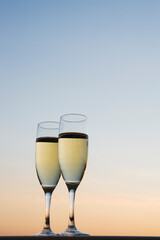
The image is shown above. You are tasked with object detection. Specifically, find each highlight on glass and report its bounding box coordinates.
[35,121,61,236]
[58,113,89,236]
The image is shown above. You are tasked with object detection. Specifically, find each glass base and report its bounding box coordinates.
[59,226,89,236]
[34,227,56,236]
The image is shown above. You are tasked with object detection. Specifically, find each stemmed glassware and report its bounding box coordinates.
[58,113,89,236]
[35,121,61,236]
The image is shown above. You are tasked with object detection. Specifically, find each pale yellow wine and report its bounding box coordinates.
[36,137,61,190]
[59,132,88,186]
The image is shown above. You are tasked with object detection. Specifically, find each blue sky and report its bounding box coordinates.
[0,0,160,235]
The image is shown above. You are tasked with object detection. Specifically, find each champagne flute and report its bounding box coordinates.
[35,121,61,236]
[59,113,89,236]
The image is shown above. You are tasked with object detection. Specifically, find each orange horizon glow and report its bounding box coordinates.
[1,176,160,236]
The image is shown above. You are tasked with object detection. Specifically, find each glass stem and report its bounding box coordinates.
[68,189,76,229]
[44,192,52,230]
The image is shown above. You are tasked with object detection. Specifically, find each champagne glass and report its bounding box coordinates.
[35,121,61,236]
[59,113,89,236]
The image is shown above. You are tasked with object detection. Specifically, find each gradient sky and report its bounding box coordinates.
[0,0,160,236]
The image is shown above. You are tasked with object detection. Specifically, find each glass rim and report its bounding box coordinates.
[38,121,59,130]
[60,113,87,123]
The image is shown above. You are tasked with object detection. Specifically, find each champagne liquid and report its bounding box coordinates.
[58,132,88,186]
[36,137,61,190]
